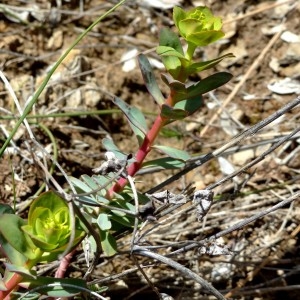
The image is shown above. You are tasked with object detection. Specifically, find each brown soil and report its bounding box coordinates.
[0,0,299,299]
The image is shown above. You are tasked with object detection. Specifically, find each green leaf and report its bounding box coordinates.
[187,30,224,47]
[156,46,187,60]
[159,27,184,55]
[108,200,135,227]
[113,97,148,145]
[102,138,128,160]
[161,72,230,117]
[22,276,88,297]
[156,45,188,79]
[160,127,183,138]
[152,145,190,161]
[27,191,67,222]
[11,292,40,299]
[157,26,184,79]
[70,176,92,194]
[186,53,234,75]
[138,54,165,105]
[110,214,135,228]
[82,174,99,191]
[97,213,112,230]
[161,73,187,102]
[169,82,188,102]
[142,157,186,169]
[165,72,232,116]
[0,214,38,260]
[173,6,187,34]
[174,95,203,116]
[70,176,105,205]
[21,191,85,258]
[100,231,117,256]
[161,104,188,120]
[71,175,109,205]
[0,203,14,215]
[4,263,36,279]
[91,174,111,187]
[79,174,110,202]
[186,72,233,97]
[173,6,225,47]
[161,55,182,79]
[111,199,135,213]
[73,194,99,207]
[0,234,28,266]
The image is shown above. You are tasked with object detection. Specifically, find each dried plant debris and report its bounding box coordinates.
[1,0,300,299]
[193,189,214,222]
[147,189,188,204]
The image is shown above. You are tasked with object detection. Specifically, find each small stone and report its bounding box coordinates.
[281,31,300,43]
[46,30,63,50]
[231,149,255,165]
[279,43,300,65]
[280,62,300,77]
[66,89,82,108]
[269,57,280,73]
[84,83,102,107]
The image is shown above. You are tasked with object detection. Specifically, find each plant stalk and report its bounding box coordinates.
[107,94,175,199]
[0,272,23,299]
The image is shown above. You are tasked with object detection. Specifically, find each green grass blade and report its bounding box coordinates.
[0,0,127,158]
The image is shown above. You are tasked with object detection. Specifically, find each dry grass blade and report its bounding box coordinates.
[148,96,300,193]
[1,0,299,298]
[133,246,226,300]
[200,28,284,137]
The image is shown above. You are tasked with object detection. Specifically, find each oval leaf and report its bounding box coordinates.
[188,30,225,47]
[159,27,184,55]
[161,104,188,120]
[0,234,28,266]
[162,55,182,79]
[138,54,165,105]
[186,72,233,97]
[174,95,203,116]
[100,231,117,256]
[156,46,187,60]
[82,174,99,191]
[0,203,14,215]
[70,176,93,194]
[22,277,87,297]
[0,214,38,260]
[102,137,128,160]
[152,145,190,161]
[113,97,148,145]
[186,53,234,75]
[4,263,36,279]
[97,213,112,231]
[160,73,187,102]
[142,157,186,170]
[110,214,135,228]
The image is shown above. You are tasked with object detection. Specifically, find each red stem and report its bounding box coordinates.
[107,94,174,199]
[0,272,23,299]
[0,253,42,299]
[55,249,76,278]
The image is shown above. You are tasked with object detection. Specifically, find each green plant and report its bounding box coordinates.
[70,3,233,269]
[0,191,86,299]
[104,6,232,195]
[0,4,233,299]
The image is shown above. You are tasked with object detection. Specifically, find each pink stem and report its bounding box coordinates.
[107,114,166,199]
[0,272,23,299]
[55,249,76,278]
[107,94,174,199]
